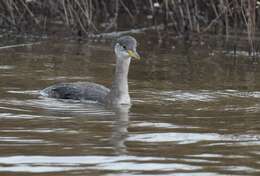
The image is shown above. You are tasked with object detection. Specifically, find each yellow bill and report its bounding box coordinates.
[127,50,140,60]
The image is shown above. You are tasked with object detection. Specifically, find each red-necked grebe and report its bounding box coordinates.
[41,35,140,105]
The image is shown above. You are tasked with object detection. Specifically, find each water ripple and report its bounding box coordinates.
[0,65,15,70]
[0,98,114,116]
[159,90,260,102]
[127,132,260,144]
[0,137,47,144]
[132,122,199,129]
[134,90,260,104]
[0,155,201,173]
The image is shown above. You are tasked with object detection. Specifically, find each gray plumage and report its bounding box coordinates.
[41,35,140,105]
[41,82,110,103]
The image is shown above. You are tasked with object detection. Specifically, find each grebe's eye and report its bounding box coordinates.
[122,45,127,50]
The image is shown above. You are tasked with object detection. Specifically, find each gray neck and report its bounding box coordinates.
[107,57,131,104]
[112,57,130,95]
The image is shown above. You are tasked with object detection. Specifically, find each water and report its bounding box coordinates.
[0,35,260,176]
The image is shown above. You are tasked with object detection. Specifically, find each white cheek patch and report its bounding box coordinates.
[115,43,130,60]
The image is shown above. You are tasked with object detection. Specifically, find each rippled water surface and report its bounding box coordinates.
[0,36,260,176]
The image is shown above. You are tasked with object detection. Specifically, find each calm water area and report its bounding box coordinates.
[0,33,260,175]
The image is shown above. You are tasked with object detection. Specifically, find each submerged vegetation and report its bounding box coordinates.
[0,0,259,55]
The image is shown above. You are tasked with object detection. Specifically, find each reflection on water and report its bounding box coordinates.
[111,105,130,155]
[0,36,260,175]
[134,89,260,103]
[0,155,200,173]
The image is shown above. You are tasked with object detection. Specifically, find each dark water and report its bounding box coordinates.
[0,35,260,176]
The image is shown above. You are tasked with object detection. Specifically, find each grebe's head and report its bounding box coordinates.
[114,36,140,60]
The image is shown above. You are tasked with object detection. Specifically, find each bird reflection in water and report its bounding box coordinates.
[110,105,130,155]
